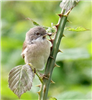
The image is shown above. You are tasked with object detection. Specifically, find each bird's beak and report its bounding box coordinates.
[42,33,47,38]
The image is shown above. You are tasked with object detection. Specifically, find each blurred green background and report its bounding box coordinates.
[1,1,92,100]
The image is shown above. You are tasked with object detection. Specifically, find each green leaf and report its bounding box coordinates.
[8,64,34,98]
[26,18,40,26]
[65,27,89,32]
[33,21,40,26]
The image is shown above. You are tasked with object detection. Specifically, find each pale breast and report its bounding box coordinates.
[25,39,50,70]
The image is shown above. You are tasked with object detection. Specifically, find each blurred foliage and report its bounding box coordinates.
[1,1,92,100]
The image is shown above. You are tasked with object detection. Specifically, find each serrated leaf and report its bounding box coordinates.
[8,64,34,98]
[65,27,88,32]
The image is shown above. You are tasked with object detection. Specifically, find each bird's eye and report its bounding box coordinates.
[36,33,40,35]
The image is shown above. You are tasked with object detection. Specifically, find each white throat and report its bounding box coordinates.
[32,36,45,43]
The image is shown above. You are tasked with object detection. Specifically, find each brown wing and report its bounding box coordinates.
[21,41,27,59]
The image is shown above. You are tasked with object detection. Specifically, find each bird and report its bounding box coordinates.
[21,26,50,71]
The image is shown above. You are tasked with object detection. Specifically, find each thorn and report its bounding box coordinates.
[58,49,63,53]
[49,39,54,44]
[51,80,55,84]
[63,34,65,37]
[43,76,48,80]
[50,56,54,60]
[36,84,41,88]
[43,74,55,84]
[55,63,60,67]
[42,73,50,80]
[67,19,72,23]
[37,91,41,95]
[55,24,59,29]
[64,10,71,16]
[67,20,69,22]
[43,75,49,80]
[58,14,63,17]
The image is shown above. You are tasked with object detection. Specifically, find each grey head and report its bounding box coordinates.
[26,26,46,43]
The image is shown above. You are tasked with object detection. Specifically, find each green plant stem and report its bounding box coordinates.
[40,16,67,100]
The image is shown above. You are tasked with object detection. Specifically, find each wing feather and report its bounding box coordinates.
[21,41,27,59]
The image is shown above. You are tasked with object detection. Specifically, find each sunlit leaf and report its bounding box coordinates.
[8,64,34,98]
[65,27,88,32]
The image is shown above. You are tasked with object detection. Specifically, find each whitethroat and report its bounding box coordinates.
[21,26,50,70]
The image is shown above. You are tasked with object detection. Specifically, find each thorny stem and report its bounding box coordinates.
[39,0,80,99]
[40,16,67,100]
